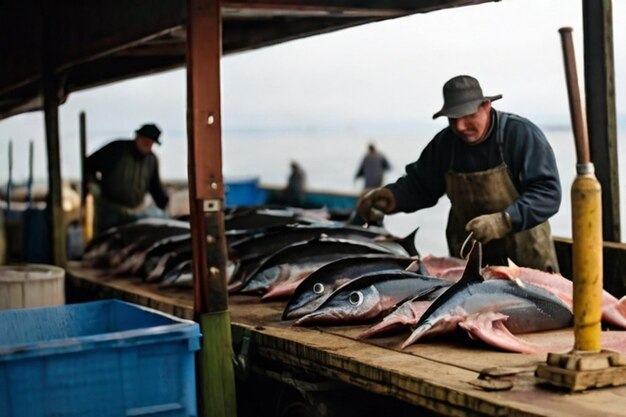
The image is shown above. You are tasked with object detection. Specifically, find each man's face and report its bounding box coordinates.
[135,135,156,155]
[448,101,492,144]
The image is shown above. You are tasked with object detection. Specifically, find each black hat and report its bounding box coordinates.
[432,75,502,119]
[135,123,162,144]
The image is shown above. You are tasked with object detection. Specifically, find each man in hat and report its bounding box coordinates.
[85,123,170,234]
[356,75,561,272]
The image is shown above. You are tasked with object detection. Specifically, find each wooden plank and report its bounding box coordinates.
[65,264,626,417]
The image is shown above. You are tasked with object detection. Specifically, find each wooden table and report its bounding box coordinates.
[66,263,626,417]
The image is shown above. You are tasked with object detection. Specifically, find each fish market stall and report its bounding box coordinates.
[65,260,626,417]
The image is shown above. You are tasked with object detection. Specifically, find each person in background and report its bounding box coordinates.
[283,161,306,207]
[355,143,391,190]
[85,123,169,234]
[356,75,561,272]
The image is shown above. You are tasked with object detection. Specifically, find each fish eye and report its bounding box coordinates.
[313,283,324,294]
[348,291,363,306]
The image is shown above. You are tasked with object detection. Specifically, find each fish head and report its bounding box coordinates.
[401,311,465,349]
[294,285,383,326]
[282,276,352,320]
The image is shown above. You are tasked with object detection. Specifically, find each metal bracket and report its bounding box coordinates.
[203,199,221,212]
[233,328,252,379]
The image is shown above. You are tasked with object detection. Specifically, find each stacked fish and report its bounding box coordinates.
[82,205,422,293]
[82,208,626,354]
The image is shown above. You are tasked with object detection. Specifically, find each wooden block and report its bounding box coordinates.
[536,362,626,392]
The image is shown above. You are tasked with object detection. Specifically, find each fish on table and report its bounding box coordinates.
[400,241,573,354]
[143,237,193,282]
[224,206,330,232]
[482,262,626,330]
[238,236,411,295]
[356,286,449,339]
[112,233,191,277]
[82,218,190,268]
[294,270,452,326]
[229,224,393,260]
[282,254,418,319]
[227,226,420,292]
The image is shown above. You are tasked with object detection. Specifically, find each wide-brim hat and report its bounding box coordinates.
[432,75,502,119]
[135,123,162,144]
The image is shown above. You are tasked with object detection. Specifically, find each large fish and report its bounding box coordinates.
[357,286,449,339]
[225,206,329,232]
[483,262,626,329]
[294,270,452,326]
[239,237,405,295]
[112,233,191,277]
[142,236,193,281]
[159,260,193,288]
[228,226,419,291]
[401,242,573,353]
[82,218,190,268]
[230,224,392,260]
[282,254,418,319]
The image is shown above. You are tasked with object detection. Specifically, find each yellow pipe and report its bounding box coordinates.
[571,164,603,351]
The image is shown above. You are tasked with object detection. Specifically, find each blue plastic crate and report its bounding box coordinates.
[225,177,267,207]
[0,300,201,417]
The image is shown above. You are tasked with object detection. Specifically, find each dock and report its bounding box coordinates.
[67,263,626,417]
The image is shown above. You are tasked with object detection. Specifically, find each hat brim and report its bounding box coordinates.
[432,94,502,119]
[135,130,161,144]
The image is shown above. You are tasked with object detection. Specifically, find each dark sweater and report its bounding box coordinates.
[86,140,169,209]
[386,110,561,232]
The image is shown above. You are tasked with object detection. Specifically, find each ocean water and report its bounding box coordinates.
[156,124,623,257]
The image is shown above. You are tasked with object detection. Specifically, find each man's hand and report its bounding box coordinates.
[356,188,396,222]
[465,212,512,244]
[86,181,101,198]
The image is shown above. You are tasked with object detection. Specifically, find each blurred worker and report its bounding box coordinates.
[85,123,169,234]
[355,143,391,190]
[283,161,306,207]
[356,75,561,272]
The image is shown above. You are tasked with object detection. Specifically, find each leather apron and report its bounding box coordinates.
[444,112,559,272]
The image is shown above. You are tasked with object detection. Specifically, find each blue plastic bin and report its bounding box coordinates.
[0,300,201,417]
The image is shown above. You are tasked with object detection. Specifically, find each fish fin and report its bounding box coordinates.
[398,227,420,257]
[507,258,519,268]
[405,260,421,273]
[513,278,525,288]
[458,313,546,354]
[458,240,483,284]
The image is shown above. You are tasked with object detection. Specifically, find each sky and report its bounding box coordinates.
[0,0,624,184]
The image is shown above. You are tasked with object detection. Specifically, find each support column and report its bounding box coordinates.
[186,0,236,416]
[42,3,66,267]
[583,0,620,243]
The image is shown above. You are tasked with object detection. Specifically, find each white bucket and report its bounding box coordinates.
[0,264,65,310]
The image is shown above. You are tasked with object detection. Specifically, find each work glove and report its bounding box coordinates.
[465,212,512,244]
[356,187,396,223]
[86,182,101,198]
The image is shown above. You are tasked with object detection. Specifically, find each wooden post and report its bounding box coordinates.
[186,0,236,416]
[42,2,66,267]
[79,111,94,243]
[582,0,620,243]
